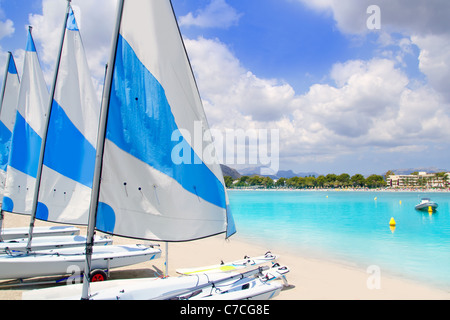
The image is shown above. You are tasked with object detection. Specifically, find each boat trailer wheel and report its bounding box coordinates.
[90,269,108,282]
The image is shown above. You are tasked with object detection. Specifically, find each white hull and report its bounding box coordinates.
[0,244,161,280]
[176,252,278,275]
[0,235,112,254]
[191,281,283,300]
[23,265,288,301]
[415,203,438,211]
[1,226,80,241]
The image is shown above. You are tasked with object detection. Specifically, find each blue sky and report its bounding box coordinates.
[1,0,450,176]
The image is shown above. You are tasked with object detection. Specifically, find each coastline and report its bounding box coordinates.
[0,214,449,300]
[228,187,450,193]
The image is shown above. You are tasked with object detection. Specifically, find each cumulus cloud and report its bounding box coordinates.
[184,35,450,170]
[28,0,118,96]
[0,18,13,40]
[179,0,243,29]
[185,37,295,125]
[297,0,450,102]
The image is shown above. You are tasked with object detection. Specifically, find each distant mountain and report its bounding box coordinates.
[235,166,319,179]
[220,164,242,180]
[393,167,449,175]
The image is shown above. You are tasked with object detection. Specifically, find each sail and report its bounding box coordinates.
[36,8,100,225]
[0,53,20,195]
[95,0,236,241]
[2,29,49,215]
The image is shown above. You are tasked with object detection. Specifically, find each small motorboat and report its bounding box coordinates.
[415,198,438,211]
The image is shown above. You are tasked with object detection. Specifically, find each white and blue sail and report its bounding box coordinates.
[83,0,236,299]
[36,7,100,225]
[91,0,236,243]
[2,28,49,215]
[0,53,20,195]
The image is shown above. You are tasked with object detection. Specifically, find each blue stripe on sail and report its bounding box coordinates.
[9,111,41,178]
[2,196,13,212]
[0,122,12,171]
[96,202,116,233]
[8,55,17,75]
[43,100,96,188]
[226,205,237,238]
[26,30,36,52]
[106,35,226,209]
[66,8,79,31]
[36,202,49,221]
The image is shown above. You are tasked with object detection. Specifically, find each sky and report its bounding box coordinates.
[0,0,449,176]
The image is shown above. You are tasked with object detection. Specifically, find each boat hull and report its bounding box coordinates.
[0,235,112,254]
[1,226,80,241]
[0,244,161,280]
[415,203,438,211]
[23,273,281,300]
[23,266,287,301]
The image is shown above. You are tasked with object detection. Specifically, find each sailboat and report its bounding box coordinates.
[0,3,160,280]
[0,32,81,242]
[24,0,286,300]
[0,52,109,250]
[0,51,80,241]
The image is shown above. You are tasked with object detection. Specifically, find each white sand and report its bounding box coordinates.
[0,214,449,300]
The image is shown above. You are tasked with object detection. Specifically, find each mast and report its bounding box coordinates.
[26,1,72,251]
[81,0,125,300]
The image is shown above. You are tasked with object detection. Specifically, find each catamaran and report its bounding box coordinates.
[24,0,287,300]
[0,3,161,281]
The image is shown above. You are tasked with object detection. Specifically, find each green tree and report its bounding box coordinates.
[337,173,351,186]
[351,174,366,187]
[316,175,326,187]
[262,177,274,188]
[224,176,234,188]
[236,175,250,187]
[275,177,286,188]
[248,175,263,186]
[366,174,385,188]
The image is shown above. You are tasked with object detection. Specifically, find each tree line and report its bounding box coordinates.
[224,173,386,189]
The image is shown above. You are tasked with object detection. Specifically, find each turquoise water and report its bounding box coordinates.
[228,190,450,289]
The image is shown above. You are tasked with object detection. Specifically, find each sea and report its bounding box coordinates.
[227,189,450,290]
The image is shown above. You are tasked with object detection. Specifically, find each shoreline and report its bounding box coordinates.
[0,214,449,300]
[228,187,450,193]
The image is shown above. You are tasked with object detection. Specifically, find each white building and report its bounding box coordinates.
[387,172,450,188]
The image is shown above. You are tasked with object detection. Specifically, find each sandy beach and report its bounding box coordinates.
[0,213,449,300]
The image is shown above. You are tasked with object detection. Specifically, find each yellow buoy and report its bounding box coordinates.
[428,206,433,213]
[399,200,402,205]
[374,197,377,201]
[389,217,396,226]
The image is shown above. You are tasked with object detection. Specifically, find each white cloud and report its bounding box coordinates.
[0,18,14,40]
[184,36,450,169]
[185,37,295,126]
[179,0,242,29]
[28,0,118,96]
[297,0,450,103]
[412,34,450,101]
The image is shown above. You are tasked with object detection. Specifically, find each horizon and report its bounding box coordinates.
[222,163,450,179]
[0,1,449,175]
